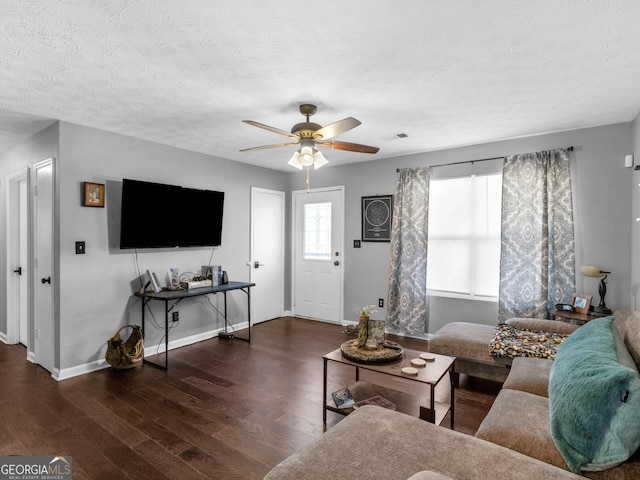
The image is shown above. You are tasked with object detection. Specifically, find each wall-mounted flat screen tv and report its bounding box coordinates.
[120,178,224,249]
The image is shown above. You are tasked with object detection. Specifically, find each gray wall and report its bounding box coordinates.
[631,114,640,309]
[298,123,634,333]
[1,119,635,374]
[56,122,288,370]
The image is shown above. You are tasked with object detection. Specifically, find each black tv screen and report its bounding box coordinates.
[120,179,224,249]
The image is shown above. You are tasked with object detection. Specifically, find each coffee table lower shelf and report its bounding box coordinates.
[325,380,450,426]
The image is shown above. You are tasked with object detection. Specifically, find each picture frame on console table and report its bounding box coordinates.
[146,269,162,294]
[570,293,592,315]
[362,195,393,242]
[82,182,105,207]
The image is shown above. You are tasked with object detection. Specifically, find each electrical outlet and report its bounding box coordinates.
[378,298,384,308]
[354,239,361,248]
[172,311,179,322]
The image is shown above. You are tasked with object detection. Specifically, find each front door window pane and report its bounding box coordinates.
[304,202,331,260]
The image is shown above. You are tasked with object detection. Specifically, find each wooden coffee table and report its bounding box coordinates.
[323,345,455,432]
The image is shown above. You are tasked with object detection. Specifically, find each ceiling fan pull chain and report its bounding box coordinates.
[306,166,310,193]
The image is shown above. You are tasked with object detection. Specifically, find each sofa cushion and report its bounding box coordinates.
[613,310,640,367]
[476,389,568,470]
[429,322,510,367]
[502,356,552,397]
[549,317,640,473]
[613,322,640,374]
[506,317,580,335]
[406,471,454,480]
[265,406,584,480]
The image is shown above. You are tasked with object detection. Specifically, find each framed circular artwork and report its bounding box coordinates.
[362,195,393,242]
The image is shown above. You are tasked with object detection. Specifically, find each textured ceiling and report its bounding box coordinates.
[1,1,640,171]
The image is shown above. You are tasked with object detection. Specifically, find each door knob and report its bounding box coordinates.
[13,267,22,275]
[254,261,265,269]
[334,261,340,266]
[41,277,51,284]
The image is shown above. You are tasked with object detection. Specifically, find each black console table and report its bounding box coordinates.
[135,281,255,369]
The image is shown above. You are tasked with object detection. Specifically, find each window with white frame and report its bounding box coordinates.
[427,163,502,300]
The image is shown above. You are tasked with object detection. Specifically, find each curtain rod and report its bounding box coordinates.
[396,146,574,172]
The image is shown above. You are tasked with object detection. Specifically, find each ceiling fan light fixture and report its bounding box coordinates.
[299,146,315,166]
[241,104,378,183]
[313,151,328,169]
[288,151,303,169]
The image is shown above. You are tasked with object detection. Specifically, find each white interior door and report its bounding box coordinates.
[250,187,285,323]
[18,178,28,345]
[33,158,55,373]
[5,168,29,347]
[292,187,344,322]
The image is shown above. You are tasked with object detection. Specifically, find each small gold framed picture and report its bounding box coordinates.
[83,182,105,207]
[570,293,592,315]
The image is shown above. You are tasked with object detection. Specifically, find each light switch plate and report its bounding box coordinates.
[75,241,86,254]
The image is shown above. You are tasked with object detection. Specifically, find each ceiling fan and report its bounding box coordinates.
[240,104,379,172]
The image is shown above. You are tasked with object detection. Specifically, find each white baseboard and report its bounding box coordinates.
[53,325,249,381]
[53,358,111,381]
[0,332,8,344]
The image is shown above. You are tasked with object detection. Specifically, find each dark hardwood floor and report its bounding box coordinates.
[0,317,499,479]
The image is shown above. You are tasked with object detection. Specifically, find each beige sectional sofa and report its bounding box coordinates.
[475,311,640,478]
[264,405,583,480]
[264,311,640,479]
[428,317,580,383]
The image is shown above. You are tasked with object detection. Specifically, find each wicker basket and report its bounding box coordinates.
[105,325,144,369]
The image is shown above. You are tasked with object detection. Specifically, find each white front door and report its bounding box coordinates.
[292,187,344,322]
[33,158,55,373]
[250,187,285,323]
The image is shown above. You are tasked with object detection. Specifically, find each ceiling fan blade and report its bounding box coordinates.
[240,141,299,152]
[318,140,379,154]
[313,117,361,140]
[242,120,298,139]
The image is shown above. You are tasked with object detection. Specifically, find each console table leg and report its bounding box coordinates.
[163,299,169,369]
[449,367,455,430]
[246,287,251,342]
[323,357,328,432]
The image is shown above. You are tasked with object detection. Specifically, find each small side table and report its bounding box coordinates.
[550,308,604,324]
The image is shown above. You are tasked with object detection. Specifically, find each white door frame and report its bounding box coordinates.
[250,186,285,322]
[5,167,30,346]
[291,185,345,323]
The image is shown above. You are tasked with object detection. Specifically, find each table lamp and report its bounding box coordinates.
[580,265,612,315]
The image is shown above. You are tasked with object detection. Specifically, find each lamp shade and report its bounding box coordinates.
[288,151,303,169]
[313,151,328,169]
[580,265,609,278]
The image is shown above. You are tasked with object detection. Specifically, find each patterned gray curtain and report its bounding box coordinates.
[499,149,575,322]
[387,167,430,335]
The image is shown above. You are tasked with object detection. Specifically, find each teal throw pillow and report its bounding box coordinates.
[549,317,640,473]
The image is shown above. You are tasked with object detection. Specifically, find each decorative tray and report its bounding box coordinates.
[340,339,404,364]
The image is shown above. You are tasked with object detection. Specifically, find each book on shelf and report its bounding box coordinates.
[331,387,354,408]
[353,395,396,411]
